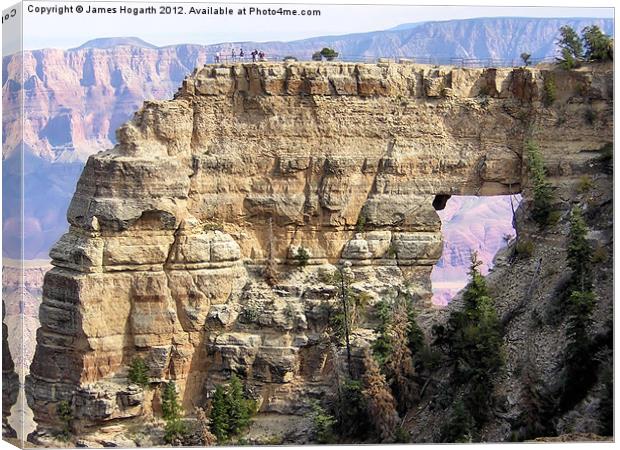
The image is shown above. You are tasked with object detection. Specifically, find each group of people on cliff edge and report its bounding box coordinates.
[214,48,267,63]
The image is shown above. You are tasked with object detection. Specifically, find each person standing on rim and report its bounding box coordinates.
[231,48,236,62]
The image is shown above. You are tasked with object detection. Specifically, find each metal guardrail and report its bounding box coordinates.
[210,53,558,68]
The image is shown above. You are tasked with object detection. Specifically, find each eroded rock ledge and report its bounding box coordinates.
[27,62,613,433]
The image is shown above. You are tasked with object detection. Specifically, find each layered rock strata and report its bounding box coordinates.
[27,62,613,434]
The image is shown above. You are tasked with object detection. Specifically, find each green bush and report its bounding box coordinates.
[515,239,534,258]
[547,210,562,226]
[591,245,608,264]
[355,213,367,232]
[577,175,593,193]
[308,400,336,444]
[394,426,411,443]
[294,246,310,268]
[240,301,260,323]
[334,379,371,440]
[386,244,397,258]
[312,51,323,61]
[542,75,556,107]
[164,417,190,444]
[209,375,257,443]
[439,399,474,443]
[128,357,150,387]
[406,303,425,357]
[203,221,224,232]
[57,400,73,438]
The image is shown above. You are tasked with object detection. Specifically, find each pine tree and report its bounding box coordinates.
[334,379,371,440]
[227,375,254,436]
[361,350,400,443]
[406,302,425,357]
[560,206,597,410]
[208,375,256,443]
[209,385,229,442]
[161,382,183,421]
[161,382,188,444]
[582,25,613,62]
[371,300,393,366]
[556,25,583,68]
[520,52,532,66]
[514,366,556,440]
[440,399,474,443]
[561,290,596,409]
[526,141,554,227]
[432,252,503,436]
[567,207,592,292]
[128,357,149,387]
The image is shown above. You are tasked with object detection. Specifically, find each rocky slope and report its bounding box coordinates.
[25,61,612,444]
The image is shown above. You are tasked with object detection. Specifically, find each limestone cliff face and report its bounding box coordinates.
[26,61,612,435]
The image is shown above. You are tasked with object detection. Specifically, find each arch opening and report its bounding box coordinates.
[431,194,522,306]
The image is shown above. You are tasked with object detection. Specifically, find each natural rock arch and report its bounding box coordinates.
[26,61,612,432]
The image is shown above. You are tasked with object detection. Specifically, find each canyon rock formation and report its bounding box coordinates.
[25,61,612,441]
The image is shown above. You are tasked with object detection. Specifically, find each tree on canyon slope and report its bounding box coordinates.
[209,375,257,443]
[361,350,400,443]
[384,300,420,414]
[161,382,189,444]
[128,356,150,387]
[560,206,598,411]
[525,141,554,227]
[433,252,504,440]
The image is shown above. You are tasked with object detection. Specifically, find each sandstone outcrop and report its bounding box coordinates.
[26,61,613,438]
